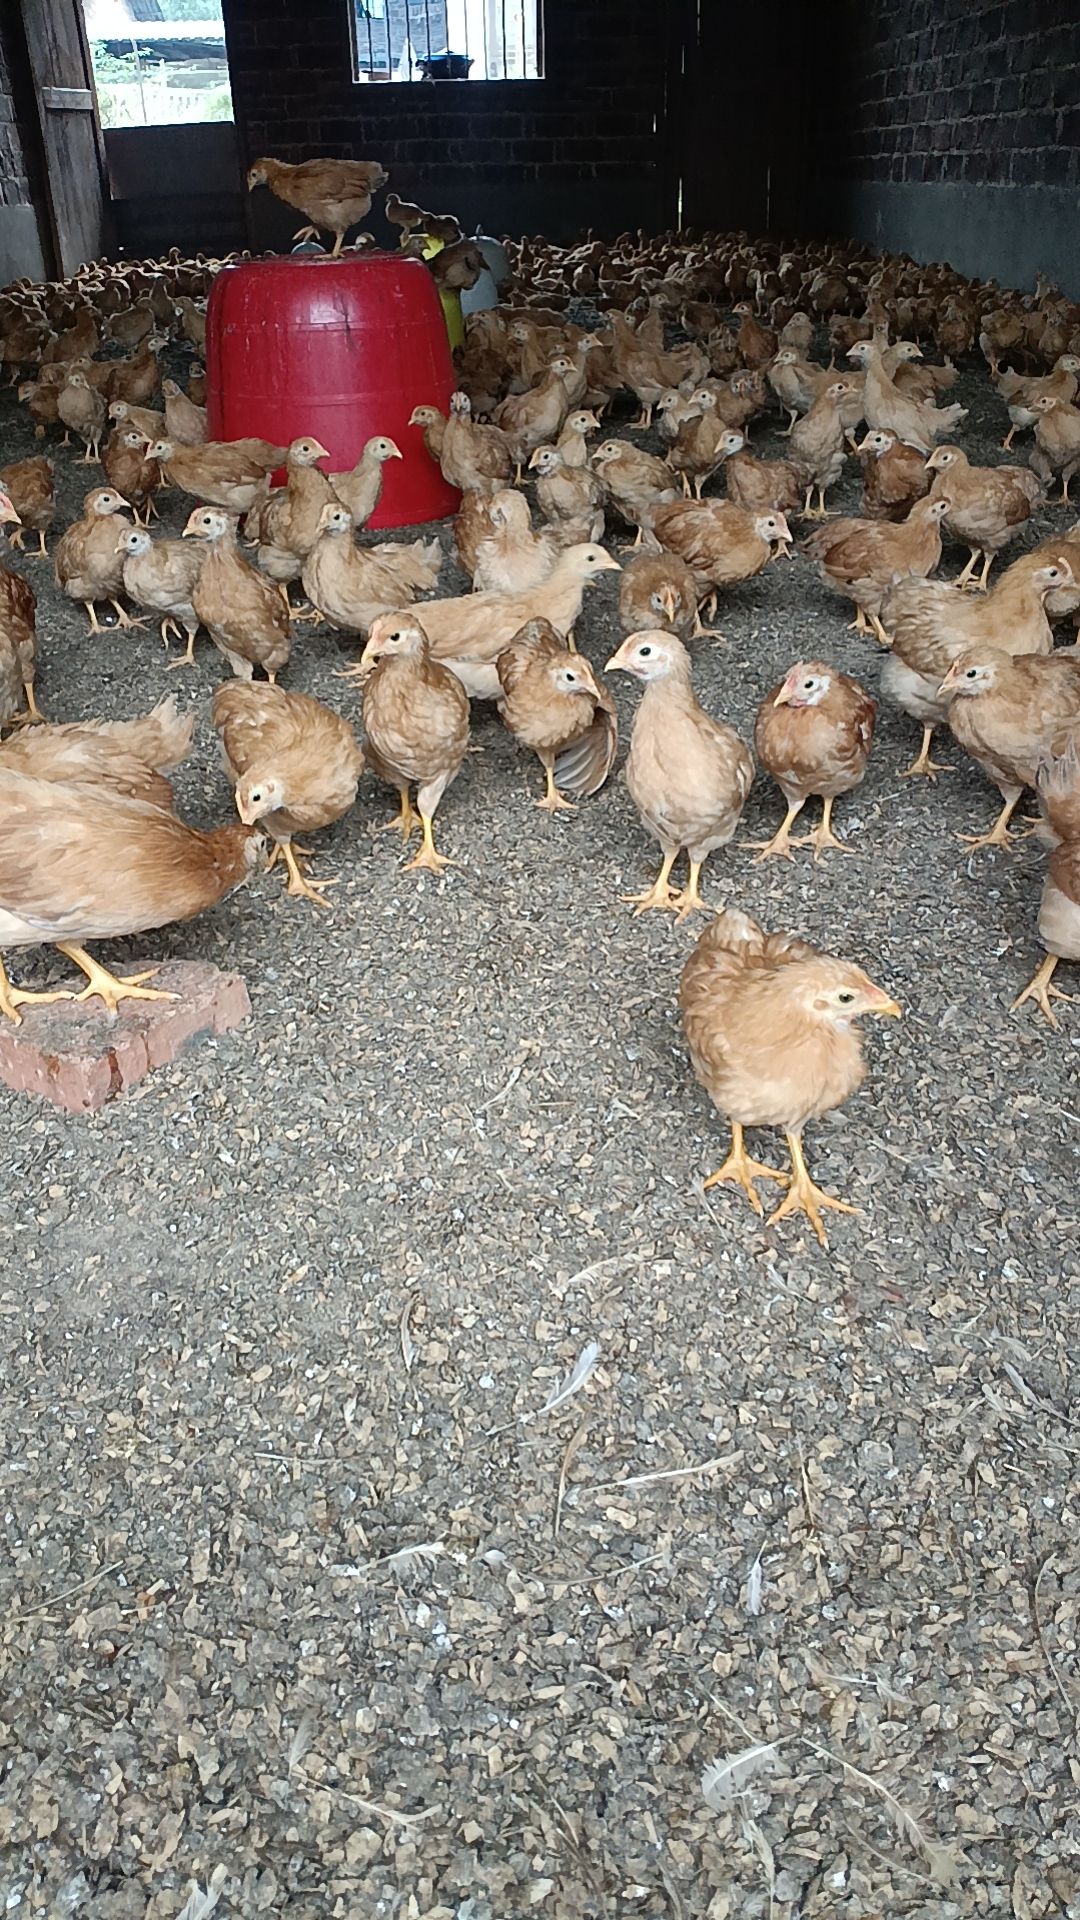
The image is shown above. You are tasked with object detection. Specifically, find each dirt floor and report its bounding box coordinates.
[0,331,1078,1920]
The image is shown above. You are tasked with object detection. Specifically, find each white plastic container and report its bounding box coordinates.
[460,231,512,315]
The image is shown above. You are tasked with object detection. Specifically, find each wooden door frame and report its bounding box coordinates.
[19,0,113,273]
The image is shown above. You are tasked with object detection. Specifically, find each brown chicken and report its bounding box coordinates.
[118,526,207,665]
[358,612,471,874]
[666,391,731,499]
[0,458,54,557]
[856,429,931,521]
[754,662,877,860]
[802,495,951,641]
[254,436,334,587]
[652,501,791,621]
[496,618,616,811]
[58,371,106,462]
[608,310,706,426]
[996,354,1080,450]
[493,364,572,479]
[0,695,193,811]
[605,631,753,916]
[109,398,165,443]
[617,550,700,639]
[102,425,161,526]
[788,380,853,516]
[471,490,559,594]
[0,499,41,723]
[716,430,804,516]
[54,486,137,634]
[302,502,439,632]
[939,646,1080,849]
[925,444,1042,589]
[679,908,899,1246]
[184,506,291,681]
[212,682,363,909]
[879,552,1072,777]
[529,444,605,545]
[148,438,289,515]
[162,377,208,446]
[593,439,679,544]
[556,408,601,468]
[0,766,263,1020]
[1012,741,1080,1025]
[1031,395,1080,503]
[330,435,403,526]
[849,339,966,452]
[349,545,620,699]
[408,404,448,466]
[247,156,388,253]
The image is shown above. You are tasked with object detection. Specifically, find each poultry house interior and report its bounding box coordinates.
[1,1,1080,1914]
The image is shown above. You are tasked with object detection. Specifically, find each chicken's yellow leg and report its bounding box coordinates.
[702,1122,789,1216]
[671,857,710,920]
[1011,952,1075,1028]
[959,789,1023,851]
[280,839,337,909]
[378,786,418,841]
[403,812,452,875]
[537,760,576,814]
[622,849,679,913]
[0,957,73,1026]
[766,1130,860,1249]
[750,798,806,862]
[797,794,854,860]
[977,549,995,590]
[1001,426,1016,451]
[954,547,982,589]
[56,943,176,1014]
[19,681,44,724]
[901,724,951,780]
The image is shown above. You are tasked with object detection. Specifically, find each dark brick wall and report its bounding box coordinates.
[222,0,673,242]
[834,0,1080,195]
[0,14,33,213]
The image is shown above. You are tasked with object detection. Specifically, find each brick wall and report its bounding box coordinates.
[818,0,1080,293]
[0,11,47,281]
[839,0,1080,193]
[221,0,672,243]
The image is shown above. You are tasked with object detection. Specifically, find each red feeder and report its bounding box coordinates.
[205,252,460,530]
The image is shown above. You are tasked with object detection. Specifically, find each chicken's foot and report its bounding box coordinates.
[15,681,45,725]
[702,1122,789,1217]
[402,812,453,875]
[765,1130,859,1249]
[1011,953,1075,1028]
[976,550,995,590]
[280,839,337,910]
[750,799,806,862]
[795,795,854,861]
[379,787,419,841]
[1061,475,1073,505]
[691,607,725,640]
[56,944,177,1016]
[1001,427,1016,451]
[630,405,653,429]
[292,224,321,244]
[958,790,1023,851]
[537,762,576,813]
[953,547,983,590]
[847,607,870,633]
[83,600,105,634]
[109,600,148,630]
[901,725,951,780]
[671,858,710,920]
[622,850,681,913]
[0,958,73,1027]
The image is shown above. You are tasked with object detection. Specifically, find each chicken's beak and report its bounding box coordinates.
[527,448,543,469]
[869,989,903,1018]
[387,442,404,460]
[597,552,621,572]
[937,664,959,696]
[236,796,260,827]
[0,499,21,528]
[310,441,330,462]
[772,679,795,707]
[660,585,678,623]
[604,642,630,673]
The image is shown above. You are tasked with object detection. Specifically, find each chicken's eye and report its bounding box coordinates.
[638,645,653,658]
[837,991,855,1005]
[965,667,979,679]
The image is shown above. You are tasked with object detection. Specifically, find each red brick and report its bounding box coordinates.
[0,961,252,1114]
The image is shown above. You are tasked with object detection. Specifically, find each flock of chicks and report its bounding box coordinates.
[2,184,1080,1249]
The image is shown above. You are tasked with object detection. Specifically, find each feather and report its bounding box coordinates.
[525,1339,601,1421]
[745,1549,764,1616]
[288,1710,317,1773]
[383,1541,444,1579]
[700,1743,780,1809]
[175,1865,227,1920]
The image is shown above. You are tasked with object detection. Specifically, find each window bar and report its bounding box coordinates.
[423,0,433,70]
[501,0,507,77]
[365,2,374,76]
[386,1,394,78]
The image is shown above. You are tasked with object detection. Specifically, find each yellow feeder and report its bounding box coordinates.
[416,232,464,350]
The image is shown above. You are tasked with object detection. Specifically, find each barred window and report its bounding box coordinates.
[351,0,542,82]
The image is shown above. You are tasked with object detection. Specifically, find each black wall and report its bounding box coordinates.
[818,0,1080,294]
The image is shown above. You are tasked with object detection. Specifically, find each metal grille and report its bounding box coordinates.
[351,0,542,82]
